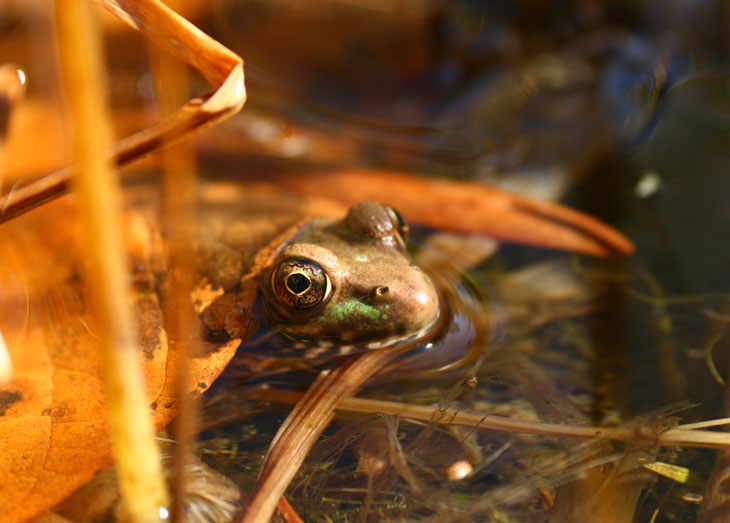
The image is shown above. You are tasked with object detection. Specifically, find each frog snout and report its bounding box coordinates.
[368,273,440,336]
[402,277,440,333]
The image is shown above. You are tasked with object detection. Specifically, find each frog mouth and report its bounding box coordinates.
[282,302,443,356]
[360,314,441,350]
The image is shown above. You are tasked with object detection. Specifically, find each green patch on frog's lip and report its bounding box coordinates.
[319,298,385,324]
[307,297,440,350]
[279,296,440,353]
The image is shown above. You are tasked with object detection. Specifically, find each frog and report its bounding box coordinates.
[191,189,440,370]
[261,200,439,349]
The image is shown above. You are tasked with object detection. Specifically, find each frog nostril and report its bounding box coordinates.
[371,286,390,303]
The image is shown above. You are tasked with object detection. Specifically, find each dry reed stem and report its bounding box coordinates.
[147,7,200,519]
[0,332,10,387]
[0,63,24,385]
[680,418,730,430]
[240,350,399,523]
[0,0,245,225]
[0,64,25,190]
[276,496,304,523]
[245,387,730,450]
[55,1,169,520]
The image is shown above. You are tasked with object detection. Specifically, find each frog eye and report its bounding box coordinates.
[386,206,409,244]
[271,258,332,310]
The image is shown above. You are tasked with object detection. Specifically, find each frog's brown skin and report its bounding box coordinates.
[193,194,440,357]
[262,201,440,349]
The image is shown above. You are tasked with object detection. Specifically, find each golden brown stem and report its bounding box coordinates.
[240,350,399,523]
[276,496,304,523]
[0,63,24,385]
[147,5,200,519]
[245,386,730,450]
[54,1,169,520]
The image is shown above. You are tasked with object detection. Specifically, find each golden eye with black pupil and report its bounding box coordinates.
[271,258,332,310]
[386,206,409,243]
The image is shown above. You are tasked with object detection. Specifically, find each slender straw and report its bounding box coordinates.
[240,350,399,523]
[245,387,730,450]
[0,332,10,387]
[0,64,24,386]
[147,6,199,519]
[55,1,169,520]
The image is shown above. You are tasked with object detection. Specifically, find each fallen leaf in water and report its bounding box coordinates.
[0,196,238,522]
[0,180,349,521]
[272,168,635,257]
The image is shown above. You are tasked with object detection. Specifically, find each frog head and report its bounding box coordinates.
[262,201,439,349]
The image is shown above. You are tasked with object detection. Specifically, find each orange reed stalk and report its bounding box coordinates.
[55,1,169,520]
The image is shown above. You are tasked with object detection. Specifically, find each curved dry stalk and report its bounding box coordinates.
[245,387,730,450]
[239,350,400,523]
[0,0,245,225]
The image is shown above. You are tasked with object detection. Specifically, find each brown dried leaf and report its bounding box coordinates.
[0,182,349,522]
[0,197,236,522]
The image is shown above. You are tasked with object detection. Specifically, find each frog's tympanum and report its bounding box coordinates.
[262,201,439,349]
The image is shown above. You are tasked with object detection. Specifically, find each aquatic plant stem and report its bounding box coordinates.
[276,496,304,523]
[55,1,169,520]
[245,387,730,450]
[148,7,200,518]
[240,350,399,523]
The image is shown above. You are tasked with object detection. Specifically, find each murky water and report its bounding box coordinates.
[194,2,730,520]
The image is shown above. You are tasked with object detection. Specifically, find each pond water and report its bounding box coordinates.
[191,2,730,521]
